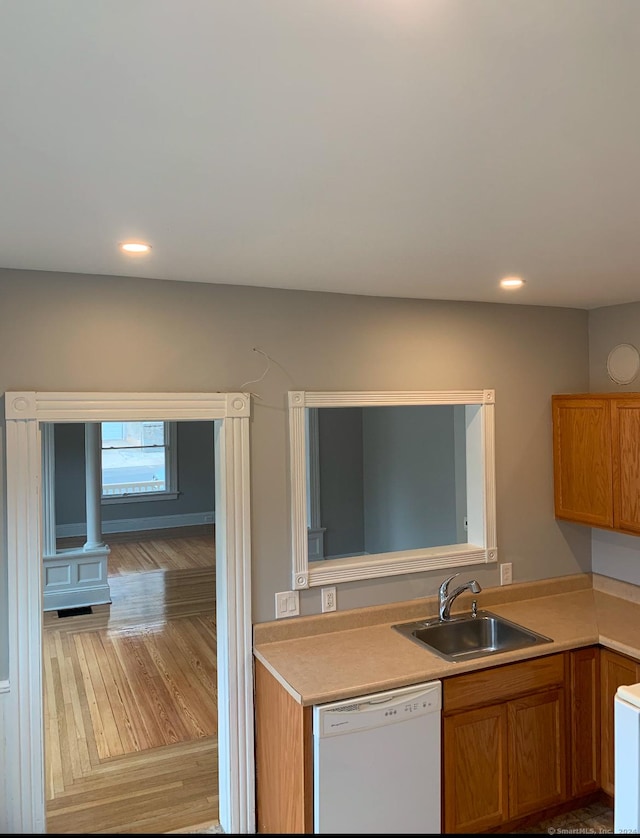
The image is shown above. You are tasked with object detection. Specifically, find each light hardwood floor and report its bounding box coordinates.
[44,533,219,834]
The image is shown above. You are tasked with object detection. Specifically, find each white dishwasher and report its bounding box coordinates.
[313,680,441,834]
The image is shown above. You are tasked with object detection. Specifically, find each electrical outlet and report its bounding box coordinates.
[321,586,337,613]
[500,562,513,585]
[275,590,300,618]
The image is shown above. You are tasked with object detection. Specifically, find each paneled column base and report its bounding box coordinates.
[43,546,111,612]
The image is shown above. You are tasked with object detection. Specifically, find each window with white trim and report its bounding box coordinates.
[101,421,178,502]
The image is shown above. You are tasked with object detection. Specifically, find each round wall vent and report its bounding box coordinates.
[606,343,640,385]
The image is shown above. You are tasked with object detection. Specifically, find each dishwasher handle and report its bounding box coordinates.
[366,695,400,706]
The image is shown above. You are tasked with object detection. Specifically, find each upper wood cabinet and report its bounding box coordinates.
[552,393,640,534]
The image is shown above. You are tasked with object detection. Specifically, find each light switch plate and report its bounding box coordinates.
[275,590,300,618]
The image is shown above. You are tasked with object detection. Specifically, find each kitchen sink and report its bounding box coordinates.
[392,610,553,662]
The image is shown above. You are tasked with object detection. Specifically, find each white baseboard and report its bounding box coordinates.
[56,510,215,538]
[43,584,112,612]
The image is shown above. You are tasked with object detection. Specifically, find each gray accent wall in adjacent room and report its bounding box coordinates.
[318,407,365,559]
[362,405,460,554]
[53,420,215,536]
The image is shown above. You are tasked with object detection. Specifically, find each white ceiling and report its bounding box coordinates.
[2,0,639,309]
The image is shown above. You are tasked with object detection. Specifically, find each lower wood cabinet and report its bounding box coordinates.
[443,702,509,831]
[600,647,640,797]
[254,659,312,834]
[570,646,600,797]
[442,653,568,833]
[254,644,629,834]
[509,688,567,817]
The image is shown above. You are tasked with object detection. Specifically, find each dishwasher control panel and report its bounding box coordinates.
[316,680,441,736]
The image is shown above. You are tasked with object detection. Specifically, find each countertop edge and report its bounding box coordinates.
[253,648,304,704]
[262,633,602,707]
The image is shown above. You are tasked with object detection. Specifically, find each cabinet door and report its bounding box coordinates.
[552,397,613,527]
[600,648,640,797]
[443,704,509,833]
[569,647,600,797]
[508,689,567,819]
[612,399,640,533]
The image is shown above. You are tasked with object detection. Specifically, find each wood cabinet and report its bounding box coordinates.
[552,393,640,533]
[443,703,508,831]
[600,647,640,797]
[254,660,313,834]
[570,646,600,797]
[442,653,567,833]
[253,645,615,834]
[509,689,567,817]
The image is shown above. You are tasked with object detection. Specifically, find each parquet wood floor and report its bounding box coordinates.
[44,534,219,834]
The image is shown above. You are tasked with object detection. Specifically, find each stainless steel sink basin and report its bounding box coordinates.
[392,610,552,662]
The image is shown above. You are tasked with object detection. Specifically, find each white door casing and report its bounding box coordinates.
[3,391,254,834]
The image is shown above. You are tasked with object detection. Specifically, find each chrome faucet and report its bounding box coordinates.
[438,573,482,621]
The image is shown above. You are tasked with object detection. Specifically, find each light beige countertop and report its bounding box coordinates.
[253,573,640,706]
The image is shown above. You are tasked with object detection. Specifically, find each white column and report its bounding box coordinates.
[41,423,57,557]
[306,407,321,530]
[305,407,325,561]
[84,422,104,550]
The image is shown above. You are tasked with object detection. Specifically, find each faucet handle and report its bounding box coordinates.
[439,573,460,598]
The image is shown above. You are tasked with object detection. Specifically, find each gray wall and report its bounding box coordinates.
[589,302,640,584]
[318,408,365,558]
[53,420,215,530]
[317,405,463,556]
[362,405,460,553]
[0,267,593,680]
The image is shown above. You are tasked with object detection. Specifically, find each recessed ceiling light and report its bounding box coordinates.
[500,275,525,289]
[119,241,151,254]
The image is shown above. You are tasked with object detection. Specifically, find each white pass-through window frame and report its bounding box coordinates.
[289,389,497,589]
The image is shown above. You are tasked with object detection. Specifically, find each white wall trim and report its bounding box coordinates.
[3,391,253,834]
[288,390,497,590]
[5,411,44,831]
[56,510,216,538]
[5,391,251,421]
[0,687,7,833]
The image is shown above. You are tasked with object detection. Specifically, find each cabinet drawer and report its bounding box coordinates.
[443,653,565,713]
